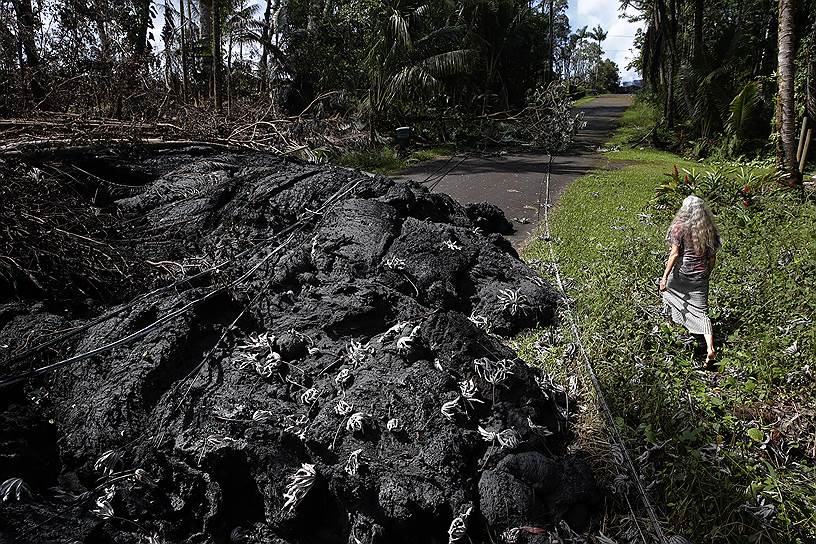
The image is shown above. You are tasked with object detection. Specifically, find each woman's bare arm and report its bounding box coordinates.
[659,244,680,291]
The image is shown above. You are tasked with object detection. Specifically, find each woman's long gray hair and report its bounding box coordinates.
[667,195,721,254]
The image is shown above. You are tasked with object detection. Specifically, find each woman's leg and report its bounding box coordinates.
[704,333,715,361]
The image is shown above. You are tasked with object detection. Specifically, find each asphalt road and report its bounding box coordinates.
[398,94,635,246]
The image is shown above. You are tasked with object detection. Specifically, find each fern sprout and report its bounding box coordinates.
[234,332,284,377]
[478,426,520,450]
[255,352,283,378]
[396,324,420,354]
[458,379,485,409]
[386,418,404,432]
[93,485,116,519]
[442,239,462,251]
[378,321,410,344]
[300,388,319,405]
[441,396,463,421]
[527,416,553,438]
[239,332,276,353]
[344,449,363,476]
[497,288,528,316]
[346,339,371,367]
[94,449,123,476]
[447,506,472,543]
[468,311,490,332]
[133,469,153,485]
[535,373,565,400]
[346,412,367,433]
[474,358,513,386]
[252,410,274,422]
[334,368,352,388]
[1,478,32,503]
[282,463,317,513]
[334,400,354,417]
[501,527,521,544]
[384,255,406,270]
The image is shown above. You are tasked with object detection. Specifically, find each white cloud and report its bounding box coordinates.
[567,1,643,81]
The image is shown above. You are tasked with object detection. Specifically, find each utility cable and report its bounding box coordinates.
[538,169,669,543]
[0,176,367,388]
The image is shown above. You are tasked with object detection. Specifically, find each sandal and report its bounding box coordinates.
[704,352,717,370]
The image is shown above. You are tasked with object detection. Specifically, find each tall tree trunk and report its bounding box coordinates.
[227,26,232,115]
[547,0,553,83]
[259,0,273,93]
[212,0,223,111]
[179,0,190,102]
[162,0,174,91]
[776,0,799,181]
[132,0,152,58]
[692,0,703,63]
[11,0,44,105]
[806,24,816,122]
[200,0,213,101]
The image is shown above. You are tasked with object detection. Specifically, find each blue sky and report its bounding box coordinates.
[566,0,642,81]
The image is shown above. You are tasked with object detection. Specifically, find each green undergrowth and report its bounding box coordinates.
[336,145,452,175]
[517,141,816,540]
[605,94,661,148]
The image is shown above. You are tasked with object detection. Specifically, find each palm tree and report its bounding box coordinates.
[776,0,799,181]
[589,24,607,52]
[365,1,473,142]
[588,24,607,88]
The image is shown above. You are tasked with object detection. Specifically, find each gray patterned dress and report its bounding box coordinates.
[662,224,720,335]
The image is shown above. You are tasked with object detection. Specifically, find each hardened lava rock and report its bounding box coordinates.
[0,149,596,544]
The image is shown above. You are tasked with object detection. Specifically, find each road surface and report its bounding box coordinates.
[398,94,634,246]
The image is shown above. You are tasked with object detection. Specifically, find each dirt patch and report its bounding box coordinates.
[0,148,599,543]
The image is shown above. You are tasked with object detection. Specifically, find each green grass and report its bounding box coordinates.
[572,94,598,107]
[336,145,452,175]
[605,94,662,148]
[517,111,816,542]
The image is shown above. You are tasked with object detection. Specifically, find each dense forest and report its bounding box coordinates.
[0,0,620,141]
[623,0,816,180]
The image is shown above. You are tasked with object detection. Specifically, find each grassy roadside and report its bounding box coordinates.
[336,145,453,175]
[516,102,816,541]
[572,94,599,107]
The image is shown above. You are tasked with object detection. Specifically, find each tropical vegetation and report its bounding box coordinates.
[519,102,816,542]
[622,0,816,179]
[1,0,621,144]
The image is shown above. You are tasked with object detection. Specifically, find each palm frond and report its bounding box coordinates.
[386,65,440,100]
[389,8,412,51]
[420,48,475,78]
[726,81,759,135]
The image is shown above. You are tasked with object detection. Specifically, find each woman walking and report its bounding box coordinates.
[659,195,722,368]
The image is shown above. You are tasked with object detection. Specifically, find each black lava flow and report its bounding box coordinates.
[0,148,600,544]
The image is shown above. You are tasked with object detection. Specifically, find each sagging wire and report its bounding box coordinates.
[537,167,669,544]
[0,176,367,389]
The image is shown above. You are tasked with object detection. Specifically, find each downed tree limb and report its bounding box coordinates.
[0,138,248,159]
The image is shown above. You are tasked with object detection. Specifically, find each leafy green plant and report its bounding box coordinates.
[520,144,816,542]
